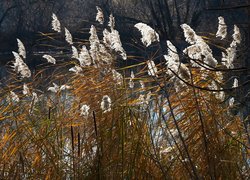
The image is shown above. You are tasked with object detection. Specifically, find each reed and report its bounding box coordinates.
[0,7,248,179]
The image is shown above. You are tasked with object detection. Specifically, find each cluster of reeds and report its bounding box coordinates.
[0,6,249,179]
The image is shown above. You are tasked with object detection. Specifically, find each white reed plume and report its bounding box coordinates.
[164,58,178,73]
[12,51,23,68]
[233,78,238,88]
[164,51,190,80]
[12,51,31,78]
[181,24,200,44]
[32,92,39,104]
[183,44,202,65]
[65,28,73,45]
[78,45,92,66]
[129,79,134,89]
[60,85,71,91]
[135,23,160,47]
[131,71,135,79]
[222,47,236,68]
[102,14,127,60]
[89,25,100,64]
[80,104,90,117]
[216,16,227,40]
[233,25,241,44]
[96,6,104,24]
[52,13,61,32]
[160,147,174,154]
[69,65,83,74]
[139,80,145,90]
[222,25,242,68]
[181,24,218,67]
[164,48,190,81]
[107,29,127,60]
[101,95,112,113]
[112,69,123,85]
[129,71,134,89]
[208,80,218,91]
[164,40,179,62]
[103,29,110,44]
[48,83,70,93]
[10,91,19,102]
[136,92,151,106]
[216,90,225,101]
[48,83,60,93]
[23,83,30,95]
[17,39,26,59]
[216,71,224,83]
[136,94,146,105]
[103,28,127,60]
[203,53,218,67]
[208,80,225,101]
[108,14,115,30]
[164,40,181,73]
[42,54,56,64]
[147,60,158,77]
[89,25,100,46]
[229,97,234,107]
[99,44,113,64]
[71,46,79,59]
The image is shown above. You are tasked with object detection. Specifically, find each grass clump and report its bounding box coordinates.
[0,7,249,179]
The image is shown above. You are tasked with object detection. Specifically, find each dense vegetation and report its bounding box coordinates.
[0,3,249,179]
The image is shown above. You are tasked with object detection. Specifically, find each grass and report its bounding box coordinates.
[0,12,249,179]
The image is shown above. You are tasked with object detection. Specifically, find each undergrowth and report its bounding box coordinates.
[0,6,249,179]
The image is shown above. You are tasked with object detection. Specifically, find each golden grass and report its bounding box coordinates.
[0,25,249,179]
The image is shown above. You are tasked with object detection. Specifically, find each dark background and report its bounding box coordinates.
[0,0,249,53]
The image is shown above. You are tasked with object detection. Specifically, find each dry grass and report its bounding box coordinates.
[0,18,249,180]
[0,57,248,179]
